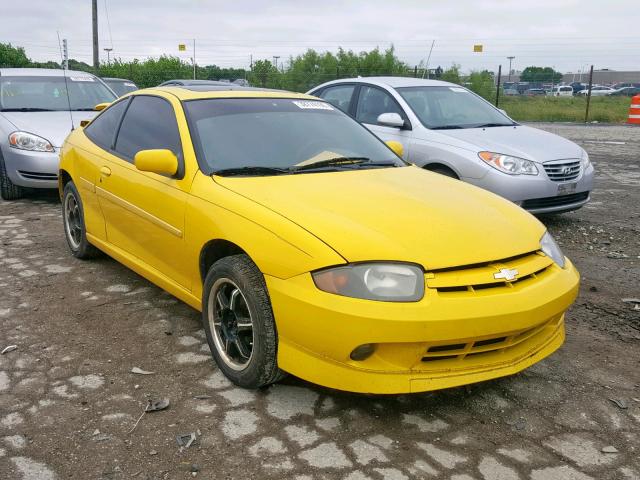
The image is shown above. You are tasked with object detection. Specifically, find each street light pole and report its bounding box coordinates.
[104,47,113,65]
[507,56,515,82]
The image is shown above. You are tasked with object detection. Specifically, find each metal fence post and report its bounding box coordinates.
[585,65,594,123]
[495,65,502,107]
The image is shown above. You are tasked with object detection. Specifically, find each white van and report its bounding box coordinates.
[548,86,574,97]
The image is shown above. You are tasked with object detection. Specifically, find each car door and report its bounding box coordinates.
[96,94,191,288]
[354,85,412,159]
[78,97,131,242]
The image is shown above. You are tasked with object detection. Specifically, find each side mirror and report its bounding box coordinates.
[134,149,178,177]
[94,102,110,111]
[377,112,405,128]
[385,140,404,158]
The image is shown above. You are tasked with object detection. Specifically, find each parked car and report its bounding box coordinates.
[523,88,546,96]
[0,68,117,200]
[576,86,616,96]
[548,86,574,97]
[569,82,587,94]
[159,79,231,87]
[612,82,640,90]
[610,86,640,97]
[58,85,579,394]
[309,77,594,214]
[102,77,138,97]
[503,88,519,96]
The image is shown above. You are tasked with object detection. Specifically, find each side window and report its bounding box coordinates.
[318,85,355,113]
[356,86,404,125]
[84,99,128,150]
[114,95,182,161]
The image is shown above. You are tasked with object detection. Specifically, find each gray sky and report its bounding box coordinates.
[2,0,639,73]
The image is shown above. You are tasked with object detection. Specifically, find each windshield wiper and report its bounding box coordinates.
[430,125,464,130]
[291,157,372,172]
[0,107,55,112]
[212,166,291,177]
[73,108,97,111]
[473,122,516,128]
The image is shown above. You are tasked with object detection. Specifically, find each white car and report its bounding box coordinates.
[308,77,594,214]
[576,86,616,96]
[548,86,574,97]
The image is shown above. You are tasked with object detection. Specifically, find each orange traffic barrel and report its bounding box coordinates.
[628,94,640,125]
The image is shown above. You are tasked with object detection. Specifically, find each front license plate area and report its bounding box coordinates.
[557,182,577,195]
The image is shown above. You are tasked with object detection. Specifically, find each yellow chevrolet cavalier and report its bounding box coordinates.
[58,85,579,394]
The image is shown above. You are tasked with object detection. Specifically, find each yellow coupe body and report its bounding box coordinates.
[59,86,579,394]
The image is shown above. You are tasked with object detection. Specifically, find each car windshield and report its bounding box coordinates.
[396,86,515,129]
[104,80,137,97]
[0,75,116,111]
[184,98,404,175]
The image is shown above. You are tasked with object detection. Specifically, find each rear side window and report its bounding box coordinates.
[84,99,129,150]
[318,85,355,113]
[114,95,182,161]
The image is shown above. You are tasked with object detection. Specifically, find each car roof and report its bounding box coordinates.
[0,68,97,78]
[136,85,318,101]
[313,76,458,90]
[159,79,231,86]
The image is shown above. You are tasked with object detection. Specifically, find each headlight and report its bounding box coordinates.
[478,151,538,175]
[581,148,591,167]
[312,263,424,302]
[540,231,565,268]
[8,131,55,152]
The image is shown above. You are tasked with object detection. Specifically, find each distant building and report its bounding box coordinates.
[562,70,640,86]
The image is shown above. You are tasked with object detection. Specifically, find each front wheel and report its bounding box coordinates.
[62,181,100,259]
[202,254,285,389]
[0,153,24,201]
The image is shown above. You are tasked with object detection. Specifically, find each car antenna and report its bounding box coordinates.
[57,32,75,131]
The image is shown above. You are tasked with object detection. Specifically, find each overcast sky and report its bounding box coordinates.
[2,0,638,74]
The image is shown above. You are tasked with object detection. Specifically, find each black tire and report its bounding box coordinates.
[426,165,459,179]
[62,181,100,259]
[0,152,24,200]
[202,254,286,389]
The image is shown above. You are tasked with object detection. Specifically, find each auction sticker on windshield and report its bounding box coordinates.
[449,87,467,93]
[292,100,333,110]
[69,76,95,82]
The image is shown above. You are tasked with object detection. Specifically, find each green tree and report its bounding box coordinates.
[0,43,30,68]
[440,64,462,85]
[520,66,562,84]
[467,70,496,101]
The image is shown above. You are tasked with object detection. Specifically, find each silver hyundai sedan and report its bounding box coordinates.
[309,77,594,214]
[0,68,116,200]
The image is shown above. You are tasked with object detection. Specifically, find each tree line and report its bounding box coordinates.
[1,42,563,101]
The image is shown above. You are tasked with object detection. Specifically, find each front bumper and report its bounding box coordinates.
[464,162,594,214]
[1,144,60,189]
[267,260,579,394]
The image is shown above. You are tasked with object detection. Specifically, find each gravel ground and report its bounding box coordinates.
[0,123,639,480]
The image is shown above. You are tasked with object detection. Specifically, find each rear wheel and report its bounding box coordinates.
[62,181,100,259]
[202,254,285,389]
[0,153,24,200]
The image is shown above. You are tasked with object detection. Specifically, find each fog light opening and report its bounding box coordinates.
[350,344,375,361]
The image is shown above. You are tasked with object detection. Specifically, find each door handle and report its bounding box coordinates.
[100,166,112,177]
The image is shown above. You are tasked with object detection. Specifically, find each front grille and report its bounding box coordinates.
[421,316,560,363]
[521,191,589,210]
[543,159,581,182]
[425,251,553,294]
[18,170,58,181]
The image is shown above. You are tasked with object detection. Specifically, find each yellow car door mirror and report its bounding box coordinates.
[134,149,178,176]
[385,140,404,158]
[94,102,111,111]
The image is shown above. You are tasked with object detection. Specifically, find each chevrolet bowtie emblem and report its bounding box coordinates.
[494,268,519,282]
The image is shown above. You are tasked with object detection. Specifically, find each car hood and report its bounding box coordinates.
[214,166,545,269]
[0,111,98,148]
[431,125,583,162]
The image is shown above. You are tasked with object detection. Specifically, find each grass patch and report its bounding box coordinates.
[499,96,631,123]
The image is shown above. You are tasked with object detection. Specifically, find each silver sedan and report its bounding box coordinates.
[0,68,116,200]
[308,77,594,214]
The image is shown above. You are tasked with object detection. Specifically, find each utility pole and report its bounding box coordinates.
[495,65,502,107]
[92,0,99,71]
[192,39,196,79]
[104,47,113,65]
[507,56,515,82]
[585,65,594,123]
[272,56,280,70]
[62,39,69,70]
